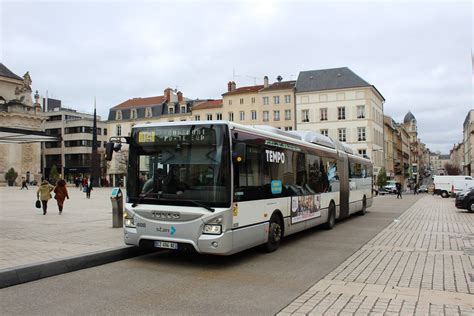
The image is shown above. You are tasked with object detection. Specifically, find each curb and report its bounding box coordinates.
[0,246,155,289]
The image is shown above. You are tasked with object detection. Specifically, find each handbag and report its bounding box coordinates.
[35,200,41,209]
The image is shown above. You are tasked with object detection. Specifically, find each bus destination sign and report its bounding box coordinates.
[137,127,215,145]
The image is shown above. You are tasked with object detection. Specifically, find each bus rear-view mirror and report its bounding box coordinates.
[105,142,122,161]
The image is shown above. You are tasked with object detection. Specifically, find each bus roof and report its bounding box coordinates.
[131,120,370,163]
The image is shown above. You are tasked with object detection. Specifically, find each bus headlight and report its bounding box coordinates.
[124,211,136,228]
[203,224,222,235]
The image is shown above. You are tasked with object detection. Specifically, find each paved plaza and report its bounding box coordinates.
[0,186,125,271]
[278,196,474,315]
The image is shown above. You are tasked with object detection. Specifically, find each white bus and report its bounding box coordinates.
[106,121,373,255]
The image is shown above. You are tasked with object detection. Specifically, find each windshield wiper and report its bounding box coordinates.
[131,191,160,208]
[183,199,215,212]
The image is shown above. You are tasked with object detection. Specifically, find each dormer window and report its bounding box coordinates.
[169,106,174,114]
[145,107,152,118]
[115,110,122,120]
[130,109,137,119]
[181,106,186,114]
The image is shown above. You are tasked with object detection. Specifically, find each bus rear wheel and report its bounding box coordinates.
[324,202,336,230]
[264,214,283,253]
[358,197,367,216]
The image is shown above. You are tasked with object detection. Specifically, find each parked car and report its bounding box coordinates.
[384,183,397,193]
[455,188,474,212]
[418,185,428,193]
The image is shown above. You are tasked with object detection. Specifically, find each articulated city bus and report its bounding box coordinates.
[106,121,373,255]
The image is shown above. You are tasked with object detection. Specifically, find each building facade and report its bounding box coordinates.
[463,109,474,176]
[0,64,43,185]
[42,106,108,183]
[294,67,385,179]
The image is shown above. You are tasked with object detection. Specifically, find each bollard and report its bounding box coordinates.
[110,188,123,228]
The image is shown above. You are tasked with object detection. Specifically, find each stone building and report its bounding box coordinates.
[0,63,44,185]
[463,109,474,176]
[295,67,385,179]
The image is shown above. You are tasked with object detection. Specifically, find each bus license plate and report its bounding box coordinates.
[154,241,178,250]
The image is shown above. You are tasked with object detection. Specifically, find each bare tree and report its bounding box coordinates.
[444,162,461,175]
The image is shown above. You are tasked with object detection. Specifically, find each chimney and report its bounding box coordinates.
[227,81,232,92]
[164,88,172,101]
[177,91,183,102]
[231,81,236,91]
[264,76,269,88]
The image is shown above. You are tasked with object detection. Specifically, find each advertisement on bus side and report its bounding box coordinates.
[291,194,321,224]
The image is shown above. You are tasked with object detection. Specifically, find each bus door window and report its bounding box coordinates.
[295,152,309,195]
[307,154,323,194]
[234,144,262,201]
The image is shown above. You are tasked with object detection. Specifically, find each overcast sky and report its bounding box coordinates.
[1,0,472,154]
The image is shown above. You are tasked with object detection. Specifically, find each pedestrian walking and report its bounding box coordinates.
[20,177,28,190]
[86,178,93,199]
[53,179,69,215]
[396,182,402,199]
[36,180,54,215]
[81,177,88,191]
[414,183,419,195]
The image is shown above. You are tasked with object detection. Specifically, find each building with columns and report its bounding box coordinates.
[0,63,44,185]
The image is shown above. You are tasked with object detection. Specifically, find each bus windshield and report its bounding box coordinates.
[127,124,231,208]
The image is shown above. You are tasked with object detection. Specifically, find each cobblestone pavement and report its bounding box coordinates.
[0,186,124,270]
[278,196,474,315]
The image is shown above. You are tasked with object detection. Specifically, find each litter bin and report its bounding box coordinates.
[110,188,123,228]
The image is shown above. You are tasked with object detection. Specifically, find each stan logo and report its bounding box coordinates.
[170,226,176,235]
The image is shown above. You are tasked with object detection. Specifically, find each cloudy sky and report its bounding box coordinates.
[1,0,472,153]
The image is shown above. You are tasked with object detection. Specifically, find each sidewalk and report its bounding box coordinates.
[278,196,474,315]
[0,186,138,287]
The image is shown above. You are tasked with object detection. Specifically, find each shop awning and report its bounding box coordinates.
[0,127,60,144]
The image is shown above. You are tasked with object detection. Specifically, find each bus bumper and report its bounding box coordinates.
[124,226,235,255]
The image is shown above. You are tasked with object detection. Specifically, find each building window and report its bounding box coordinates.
[207,114,213,120]
[263,96,269,105]
[251,97,255,104]
[302,109,309,122]
[358,149,367,157]
[357,105,365,119]
[240,98,244,105]
[239,111,245,121]
[274,110,280,121]
[320,108,328,121]
[338,107,345,120]
[285,95,291,103]
[284,126,293,131]
[104,128,107,136]
[228,99,232,105]
[338,128,346,142]
[273,96,280,104]
[116,125,121,137]
[130,109,137,119]
[195,115,200,121]
[285,109,291,120]
[251,110,257,121]
[169,107,174,114]
[358,127,366,141]
[181,106,186,114]
[228,112,234,121]
[216,113,222,120]
[115,110,122,120]
[263,111,269,122]
[145,107,152,118]
[320,129,328,137]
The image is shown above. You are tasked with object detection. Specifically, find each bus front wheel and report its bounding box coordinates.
[264,214,283,253]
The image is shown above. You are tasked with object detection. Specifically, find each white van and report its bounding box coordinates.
[433,175,473,198]
[452,179,474,197]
